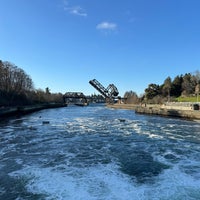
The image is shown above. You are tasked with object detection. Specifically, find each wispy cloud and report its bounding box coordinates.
[63,0,87,17]
[96,22,117,31]
[67,6,87,17]
[125,10,136,23]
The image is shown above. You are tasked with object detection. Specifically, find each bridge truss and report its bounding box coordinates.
[89,79,119,103]
[63,92,88,105]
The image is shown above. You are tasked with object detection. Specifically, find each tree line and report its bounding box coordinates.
[2,59,199,106]
[0,60,63,106]
[124,72,200,104]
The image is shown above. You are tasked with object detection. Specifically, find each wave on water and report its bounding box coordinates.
[1,105,200,199]
[9,161,200,200]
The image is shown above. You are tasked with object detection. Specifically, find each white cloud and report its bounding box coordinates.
[68,6,87,17]
[63,0,87,17]
[96,22,117,31]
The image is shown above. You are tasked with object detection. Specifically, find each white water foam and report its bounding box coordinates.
[9,161,200,200]
[10,164,136,200]
[129,121,164,139]
[152,165,200,200]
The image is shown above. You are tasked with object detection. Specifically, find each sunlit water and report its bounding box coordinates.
[0,104,200,200]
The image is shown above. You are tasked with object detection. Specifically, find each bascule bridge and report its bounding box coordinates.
[89,79,119,103]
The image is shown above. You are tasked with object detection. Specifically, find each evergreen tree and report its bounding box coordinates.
[171,75,183,97]
[145,84,161,99]
[162,77,172,100]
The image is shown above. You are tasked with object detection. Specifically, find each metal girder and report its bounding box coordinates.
[64,92,87,99]
[63,92,88,104]
[89,79,119,103]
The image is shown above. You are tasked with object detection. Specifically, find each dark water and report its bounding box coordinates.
[0,104,200,200]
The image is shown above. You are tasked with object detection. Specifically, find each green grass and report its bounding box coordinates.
[176,96,200,102]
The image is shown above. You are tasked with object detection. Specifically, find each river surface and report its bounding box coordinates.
[0,104,200,200]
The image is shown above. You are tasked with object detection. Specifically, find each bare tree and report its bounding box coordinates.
[124,91,139,104]
[0,60,34,105]
[182,73,196,96]
[194,70,200,84]
[195,84,200,102]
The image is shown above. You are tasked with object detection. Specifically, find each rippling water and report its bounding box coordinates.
[0,104,200,200]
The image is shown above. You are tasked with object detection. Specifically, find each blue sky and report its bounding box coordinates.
[1,0,200,96]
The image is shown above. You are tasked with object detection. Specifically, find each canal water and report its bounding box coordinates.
[0,104,200,200]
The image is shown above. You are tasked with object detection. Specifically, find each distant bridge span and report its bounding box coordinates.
[63,92,88,104]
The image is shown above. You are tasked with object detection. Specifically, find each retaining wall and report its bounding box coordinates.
[107,103,200,120]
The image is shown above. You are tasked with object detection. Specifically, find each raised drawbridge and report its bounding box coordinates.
[89,79,119,103]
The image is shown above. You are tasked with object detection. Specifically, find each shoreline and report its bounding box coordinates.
[106,103,139,110]
[107,103,200,120]
[0,103,67,119]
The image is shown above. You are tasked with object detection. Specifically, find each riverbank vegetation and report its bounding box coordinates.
[124,72,200,104]
[0,60,63,106]
[1,59,200,107]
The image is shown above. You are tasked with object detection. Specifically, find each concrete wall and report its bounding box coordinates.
[135,106,200,120]
[107,103,200,120]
